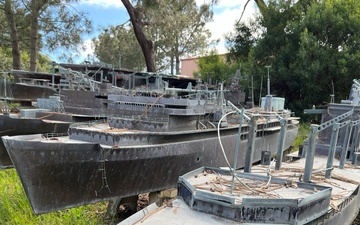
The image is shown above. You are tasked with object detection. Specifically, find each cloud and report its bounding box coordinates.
[80,0,123,8]
[195,0,240,8]
[79,39,95,60]
[206,1,258,54]
[76,0,259,58]
[215,1,241,8]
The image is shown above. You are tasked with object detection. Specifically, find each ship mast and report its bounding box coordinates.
[264,65,272,111]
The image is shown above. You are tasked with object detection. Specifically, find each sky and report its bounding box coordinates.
[66,0,259,63]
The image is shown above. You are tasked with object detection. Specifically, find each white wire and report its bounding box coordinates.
[217,110,236,169]
[217,110,255,193]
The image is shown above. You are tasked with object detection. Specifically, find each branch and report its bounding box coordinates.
[239,0,251,23]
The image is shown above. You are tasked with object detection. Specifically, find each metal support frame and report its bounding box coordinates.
[351,126,360,164]
[244,116,257,173]
[339,119,360,168]
[230,107,244,194]
[304,109,354,182]
[275,118,287,170]
[304,125,319,182]
[325,121,350,178]
[226,101,254,173]
[349,126,358,160]
[228,101,289,172]
[227,101,252,172]
[227,101,251,124]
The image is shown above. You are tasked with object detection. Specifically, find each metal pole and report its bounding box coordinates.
[259,75,263,107]
[251,75,254,106]
[230,108,244,194]
[265,66,271,96]
[220,83,227,127]
[352,125,360,164]
[304,125,319,182]
[349,126,358,161]
[244,116,257,173]
[325,123,340,178]
[52,62,55,88]
[339,123,352,169]
[129,74,132,89]
[275,118,287,170]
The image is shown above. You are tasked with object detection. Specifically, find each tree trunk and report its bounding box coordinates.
[254,0,306,21]
[170,54,174,75]
[175,55,180,75]
[174,35,181,75]
[254,0,268,18]
[4,0,21,70]
[29,1,42,72]
[121,0,156,72]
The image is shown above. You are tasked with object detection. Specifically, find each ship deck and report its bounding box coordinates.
[68,121,243,136]
[250,155,360,208]
[120,155,360,225]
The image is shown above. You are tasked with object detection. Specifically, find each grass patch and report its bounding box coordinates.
[292,122,310,151]
[0,169,114,225]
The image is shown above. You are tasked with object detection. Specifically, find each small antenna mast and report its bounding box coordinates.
[330,80,335,103]
[251,75,254,107]
[259,74,263,106]
[265,65,271,95]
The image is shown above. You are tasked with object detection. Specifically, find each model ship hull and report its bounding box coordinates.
[0,112,108,169]
[10,83,57,102]
[3,123,298,214]
[0,115,70,168]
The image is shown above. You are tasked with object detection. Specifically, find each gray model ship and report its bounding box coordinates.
[0,65,120,169]
[121,81,360,225]
[2,72,299,215]
[0,63,208,169]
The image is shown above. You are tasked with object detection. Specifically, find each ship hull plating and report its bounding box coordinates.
[3,126,298,214]
[0,115,70,168]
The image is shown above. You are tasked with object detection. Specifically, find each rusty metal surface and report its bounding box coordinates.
[2,125,298,214]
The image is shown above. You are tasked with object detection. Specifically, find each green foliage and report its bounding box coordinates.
[0,101,20,113]
[0,48,51,72]
[0,48,13,71]
[292,123,310,152]
[118,0,216,73]
[152,0,214,74]
[194,51,240,85]
[40,1,93,62]
[0,169,108,225]
[225,22,257,62]
[0,0,92,70]
[227,0,360,119]
[93,25,146,71]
